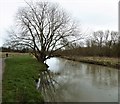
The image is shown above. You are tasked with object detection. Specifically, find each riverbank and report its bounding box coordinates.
[60,56,120,69]
[2,55,46,103]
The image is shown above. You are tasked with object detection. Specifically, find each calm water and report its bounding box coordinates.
[46,57,118,102]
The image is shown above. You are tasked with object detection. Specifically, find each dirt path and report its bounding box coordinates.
[0,59,3,73]
[0,58,5,103]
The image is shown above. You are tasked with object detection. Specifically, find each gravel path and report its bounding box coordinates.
[0,58,5,103]
[0,58,2,75]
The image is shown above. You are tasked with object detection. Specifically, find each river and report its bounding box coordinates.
[45,57,118,102]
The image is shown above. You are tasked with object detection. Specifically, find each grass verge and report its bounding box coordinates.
[2,55,46,103]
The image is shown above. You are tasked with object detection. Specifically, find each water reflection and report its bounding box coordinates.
[44,57,118,102]
[36,70,55,101]
[85,64,118,88]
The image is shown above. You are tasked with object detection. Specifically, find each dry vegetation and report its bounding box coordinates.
[61,56,120,69]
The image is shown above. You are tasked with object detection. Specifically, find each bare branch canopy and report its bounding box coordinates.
[5,2,83,63]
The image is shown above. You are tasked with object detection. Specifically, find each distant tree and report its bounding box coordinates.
[111,31,119,45]
[86,40,91,47]
[84,30,119,57]
[92,31,104,48]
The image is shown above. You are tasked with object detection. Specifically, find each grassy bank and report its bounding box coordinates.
[2,55,46,103]
[60,56,120,69]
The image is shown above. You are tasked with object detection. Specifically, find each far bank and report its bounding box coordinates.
[59,56,120,69]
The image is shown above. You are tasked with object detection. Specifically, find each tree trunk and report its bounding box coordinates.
[37,56,49,69]
[37,56,45,63]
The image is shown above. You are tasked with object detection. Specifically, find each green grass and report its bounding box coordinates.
[2,55,46,103]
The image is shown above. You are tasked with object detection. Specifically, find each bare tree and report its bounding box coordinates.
[111,31,119,45]
[92,31,104,47]
[5,2,82,63]
[90,30,111,47]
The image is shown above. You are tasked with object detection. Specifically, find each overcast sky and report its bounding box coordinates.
[0,0,119,46]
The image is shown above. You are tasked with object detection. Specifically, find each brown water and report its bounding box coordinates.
[46,57,118,102]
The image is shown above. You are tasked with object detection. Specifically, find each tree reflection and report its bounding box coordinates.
[36,68,60,102]
[86,64,118,87]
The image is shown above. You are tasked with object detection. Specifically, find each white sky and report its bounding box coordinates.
[0,0,119,46]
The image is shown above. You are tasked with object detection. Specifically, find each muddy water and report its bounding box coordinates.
[46,57,118,102]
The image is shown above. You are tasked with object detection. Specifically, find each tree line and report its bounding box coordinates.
[57,30,120,57]
[1,46,29,53]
